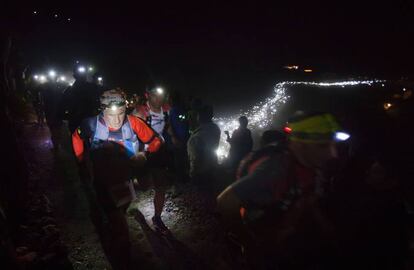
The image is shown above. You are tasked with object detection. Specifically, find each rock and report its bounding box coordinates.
[143,251,153,258]
[73,261,83,268]
[40,252,57,262]
[16,251,38,264]
[40,216,56,226]
[42,224,60,235]
[16,246,29,255]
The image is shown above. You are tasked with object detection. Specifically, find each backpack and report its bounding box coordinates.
[236,145,285,180]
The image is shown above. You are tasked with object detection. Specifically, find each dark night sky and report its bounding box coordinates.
[3,1,414,113]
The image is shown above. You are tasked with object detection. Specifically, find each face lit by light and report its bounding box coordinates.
[104,106,126,130]
[78,66,86,73]
[48,70,56,78]
[149,92,164,109]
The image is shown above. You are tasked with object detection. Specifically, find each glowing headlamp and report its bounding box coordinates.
[97,77,103,81]
[284,126,350,142]
[334,132,350,142]
[48,70,56,78]
[384,103,392,110]
[78,66,86,73]
[156,88,164,95]
[88,66,94,72]
[104,101,126,111]
[39,75,47,83]
[59,76,66,81]
[33,75,39,80]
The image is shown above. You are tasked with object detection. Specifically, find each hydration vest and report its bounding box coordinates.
[82,115,140,158]
[136,104,169,131]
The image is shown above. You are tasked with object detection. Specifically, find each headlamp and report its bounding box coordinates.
[48,70,56,78]
[156,88,164,95]
[285,126,351,142]
[39,75,47,83]
[334,132,350,142]
[104,101,126,111]
[78,66,86,73]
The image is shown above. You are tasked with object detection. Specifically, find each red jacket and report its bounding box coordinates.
[72,115,162,161]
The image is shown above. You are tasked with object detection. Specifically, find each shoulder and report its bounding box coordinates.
[232,152,288,199]
[127,114,148,127]
[235,152,287,188]
[78,116,98,138]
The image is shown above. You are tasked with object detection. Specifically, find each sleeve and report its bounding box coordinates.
[231,158,278,208]
[72,128,85,161]
[128,115,162,153]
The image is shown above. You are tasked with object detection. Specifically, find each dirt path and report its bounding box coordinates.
[23,122,240,270]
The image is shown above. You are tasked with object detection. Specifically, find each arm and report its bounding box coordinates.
[217,185,257,247]
[128,115,162,153]
[217,187,244,230]
[72,128,85,162]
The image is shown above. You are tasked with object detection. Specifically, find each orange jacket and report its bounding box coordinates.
[72,115,162,161]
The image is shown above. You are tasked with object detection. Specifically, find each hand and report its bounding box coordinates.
[131,152,147,167]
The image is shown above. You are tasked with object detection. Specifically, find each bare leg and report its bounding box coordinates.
[153,189,165,217]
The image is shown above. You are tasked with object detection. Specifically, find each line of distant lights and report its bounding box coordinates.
[32,10,72,22]
[284,65,313,73]
[214,79,385,161]
[33,69,74,85]
[32,62,101,86]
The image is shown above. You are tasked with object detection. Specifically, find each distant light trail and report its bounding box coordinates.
[214,79,384,162]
